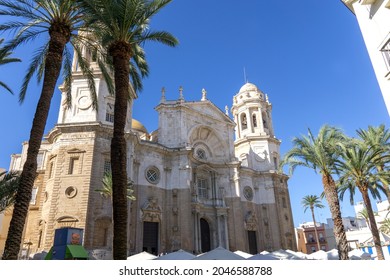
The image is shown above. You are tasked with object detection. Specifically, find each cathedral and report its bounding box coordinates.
[2,49,296,259]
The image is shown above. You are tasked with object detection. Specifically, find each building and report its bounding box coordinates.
[323,200,390,258]
[0,49,296,259]
[296,222,328,253]
[342,0,390,115]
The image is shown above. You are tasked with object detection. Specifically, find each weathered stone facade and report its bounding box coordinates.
[2,51,296,259]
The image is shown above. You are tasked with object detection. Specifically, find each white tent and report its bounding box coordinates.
[234,250,253,259]
[268,249,303,260]
[127,251,157,260]
[307,250,328,260]
[348,248,371,260]
[326,249,339,260]
[193,247,246,260]
[155,249,195,260]
[285,249,308,260]
[247,253,279,260]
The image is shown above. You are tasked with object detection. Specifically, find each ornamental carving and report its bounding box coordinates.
[245,211,257,231]
[141,197,162,222]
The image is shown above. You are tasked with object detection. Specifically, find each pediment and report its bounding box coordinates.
[186,101,234,125]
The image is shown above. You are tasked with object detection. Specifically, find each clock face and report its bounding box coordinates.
[77,95,92,110]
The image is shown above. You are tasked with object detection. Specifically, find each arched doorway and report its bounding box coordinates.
[200,218,211,252]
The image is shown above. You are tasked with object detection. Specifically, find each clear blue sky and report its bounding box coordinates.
[0,0,388,227]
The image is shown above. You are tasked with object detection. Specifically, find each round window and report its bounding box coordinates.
[145,167,160,184]
[196,148,207,160]
[243,186,253,201]
[65,186,77,198]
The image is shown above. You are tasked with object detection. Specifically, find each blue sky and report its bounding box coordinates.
[0,0,389,227]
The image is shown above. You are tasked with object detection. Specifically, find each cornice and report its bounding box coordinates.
[234,135,281,146]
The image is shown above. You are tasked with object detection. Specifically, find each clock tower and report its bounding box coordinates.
[57,46,132,130]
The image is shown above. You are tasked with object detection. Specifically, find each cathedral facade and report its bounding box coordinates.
[3,52,296,259]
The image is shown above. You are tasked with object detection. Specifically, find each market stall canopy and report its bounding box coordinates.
[326,249,339,260]
[268,249,304,260]
[307,250,328,260]
[234,250,253,259]
[193,247,245,260]
[348,248,371,260]
[247,253,279,260]
[127,251,157,260]
[155,249,195,260]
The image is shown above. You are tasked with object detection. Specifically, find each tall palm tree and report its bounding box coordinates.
[281,125,349,259]
[0,171,20,213]
[0,38,21,94]
[357,125,390,203]
[0,0,99,260]
[301,195,324,251]
[80,0,178,259]
[336,141,390,260]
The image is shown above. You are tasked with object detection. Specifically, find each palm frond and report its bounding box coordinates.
[18,43,48,103]
[96,171,135,201]
[0,170,20,213]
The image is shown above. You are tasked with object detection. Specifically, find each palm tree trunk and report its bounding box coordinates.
[2,31,68,260]
[110,42,131,260]
[310,206,321,251]
[322,174,349,260]
[361,189,385,260]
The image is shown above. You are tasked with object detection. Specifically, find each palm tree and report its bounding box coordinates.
[379,219,390,235]
[357,208,378,230]
[0,38,21,94]
[281,125,349,259]
[336,141,390,260]
[357,125,390,203]
[96,171,135,201]
[0,171,20,213]
[0,0,99,260]
[301,195,324,251]
[80,0,178,259]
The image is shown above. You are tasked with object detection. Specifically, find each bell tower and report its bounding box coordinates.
[232,82,281,172]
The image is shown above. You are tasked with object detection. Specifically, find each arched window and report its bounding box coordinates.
[252,114,257,128]
[262,113,268,129]
[241,113,247,130]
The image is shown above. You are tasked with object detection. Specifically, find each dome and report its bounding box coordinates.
[239,82,259,93]
[132,119,148,134]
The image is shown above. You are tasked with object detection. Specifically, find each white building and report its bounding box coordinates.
[342,0,390,115]
[345,200,390,258]
[0,48,296,258]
